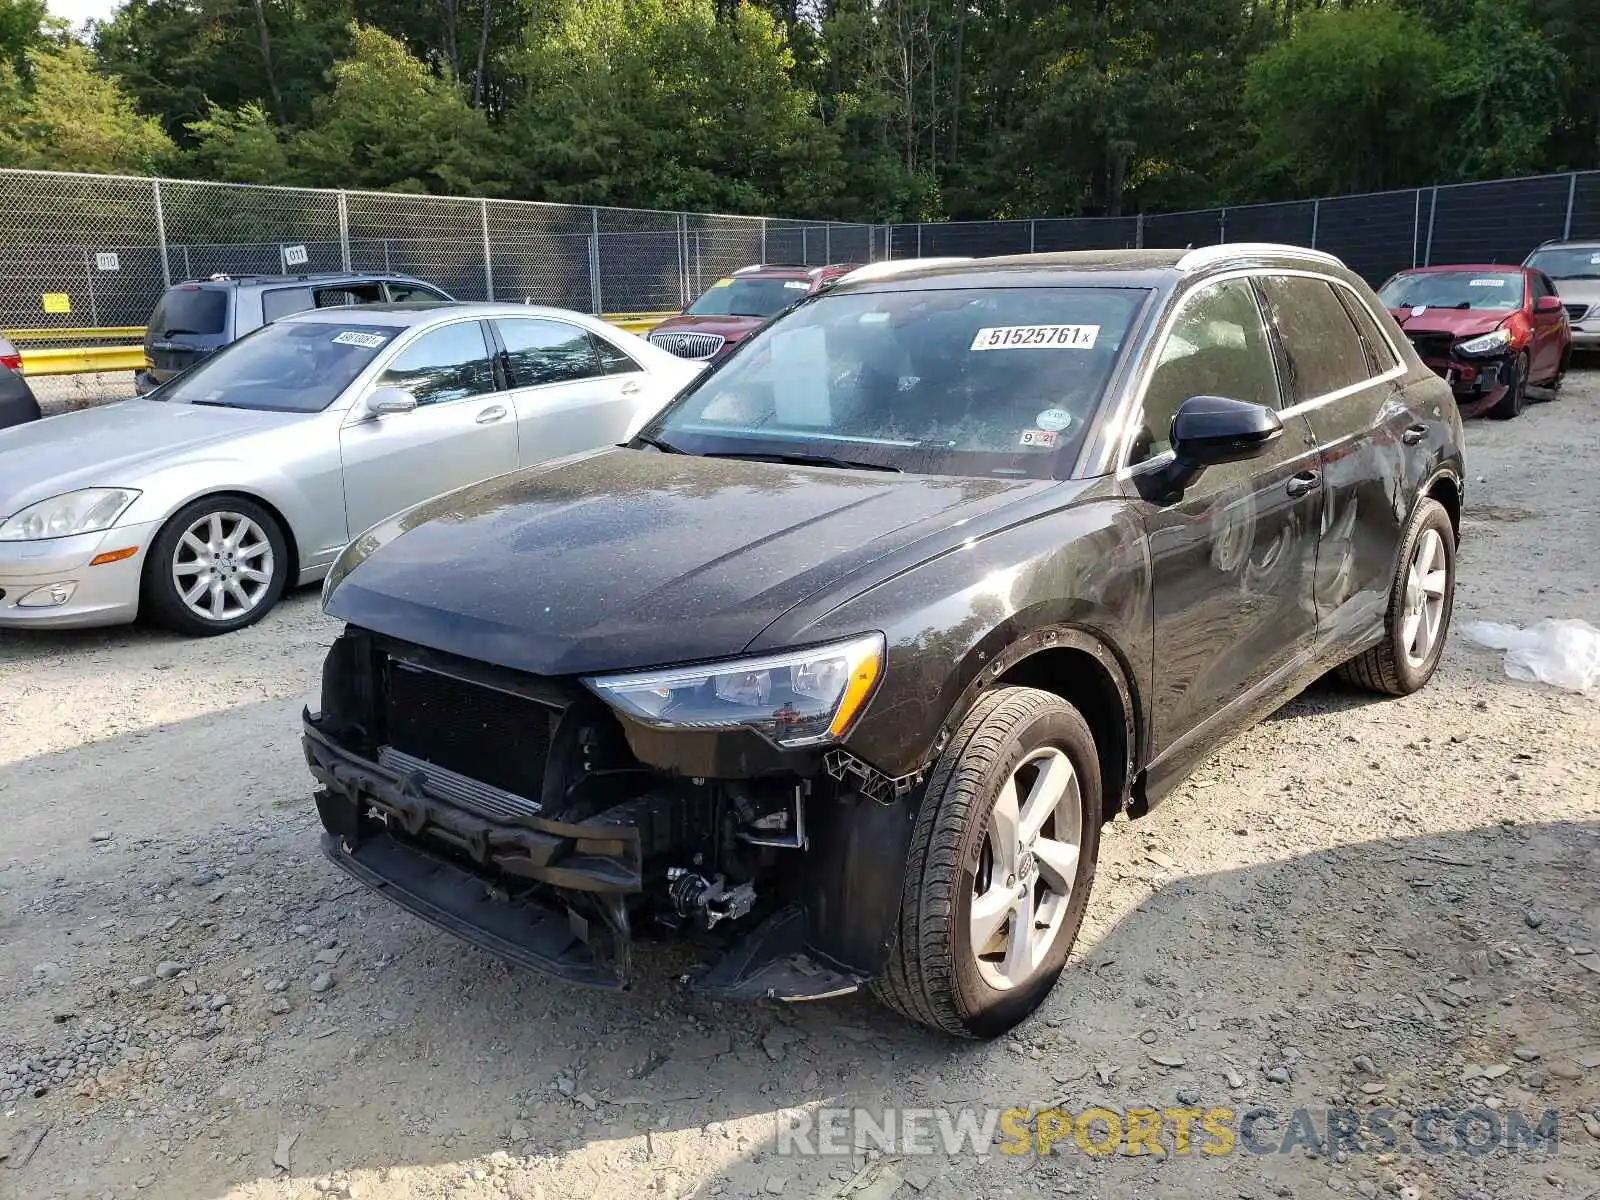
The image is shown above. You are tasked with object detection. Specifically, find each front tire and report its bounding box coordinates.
[1336,497,1455,696]
[874,686,1102,1038]
[1487,352,1527,420]
[142,496,290,636]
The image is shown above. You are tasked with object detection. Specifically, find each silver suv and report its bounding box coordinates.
[1523,240,1600,350]
[137,272,454,394]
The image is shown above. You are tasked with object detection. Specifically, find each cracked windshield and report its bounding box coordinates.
[650,286,1147,477]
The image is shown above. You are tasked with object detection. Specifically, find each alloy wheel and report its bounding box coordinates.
[170,511,276,623]
[1401,527,1448,667]
[970,747,1084,991]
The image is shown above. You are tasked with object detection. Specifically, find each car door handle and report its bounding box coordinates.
[475,404,507,424]
[620,380,643,397]
[1401,423,1428,446]
[1286,470,1322,498]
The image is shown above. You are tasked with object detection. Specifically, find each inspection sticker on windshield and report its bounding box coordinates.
[332,330,389,348]
[1469,278,1507,287]
[1018,428,1058,448]
[1035,408,1074,431]
[784,281,810,290]
[971,324,1098,351]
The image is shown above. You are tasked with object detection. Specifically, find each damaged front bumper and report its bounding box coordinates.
[303,716,872,1000]
[1414,348,1512,414]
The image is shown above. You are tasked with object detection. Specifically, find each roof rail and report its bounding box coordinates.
[1176,242,1344,272]
[832,257,972,285]
[731,263,809,275]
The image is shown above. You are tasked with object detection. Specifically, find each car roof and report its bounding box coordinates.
[728,262,860,280]
[281,302,601,328]
[1394,264,1528,275]
[175,272,426,289]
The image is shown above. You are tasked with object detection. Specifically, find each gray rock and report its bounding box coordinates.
[1267,1065,1291,1084]
[190,870,217,887]
[31,962,62,983]
[309,973,334,994]
[1513,1045,1541,1062]
[154,960,186,980]
[90,830,113,843]
[1353,1055,1377,1075]
[1176,1085,1202,1105]
[267,998,291,1015]
[1524,910,1544,929]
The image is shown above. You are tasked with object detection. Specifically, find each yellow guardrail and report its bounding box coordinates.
[20,345,150,376]
[4,312,680,377]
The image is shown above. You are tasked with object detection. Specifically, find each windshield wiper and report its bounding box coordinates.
[700,450,902,473]
[188,399,241,408]
[632,434,683,454]
[159,328,207,337]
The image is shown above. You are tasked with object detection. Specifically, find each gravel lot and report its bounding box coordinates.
[2,373,1598,1200]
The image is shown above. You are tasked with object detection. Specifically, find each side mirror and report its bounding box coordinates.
[1156,395,1284,497]
[365,386,417,417]
[1535,295,1564,314]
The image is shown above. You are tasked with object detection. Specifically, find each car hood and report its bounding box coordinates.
[327,448,1058,676]
[1389,308,1507,339]
[1551,278,1600,308]
[0,399,311,515]
[651,314,767,341]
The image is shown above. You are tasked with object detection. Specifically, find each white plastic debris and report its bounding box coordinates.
[1458,619,1600,694]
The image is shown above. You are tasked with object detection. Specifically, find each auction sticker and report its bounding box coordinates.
[971,324,1098,351]
[1018,428,1058,448]
[1468,278,1507,287]
[332,330,389,348]
[1035,407,1074,432]
[784,281,810,290]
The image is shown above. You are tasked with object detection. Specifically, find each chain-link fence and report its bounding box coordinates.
[883,169,1600,285]
[8,165,1600,342]
[0,169,880,339]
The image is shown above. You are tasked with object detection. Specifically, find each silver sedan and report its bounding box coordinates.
[0,303,702,635]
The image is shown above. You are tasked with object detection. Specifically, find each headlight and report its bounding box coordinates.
[584,633,885,748]
[0,488,140,541]
[1456,329,1511,356]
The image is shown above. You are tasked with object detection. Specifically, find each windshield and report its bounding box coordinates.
[643,285,1147,478]
[149,286,227,337]
[155,320,398,412]
[686,277,811,318]
[1378,270,1524,312]
[1524,247,1600,281]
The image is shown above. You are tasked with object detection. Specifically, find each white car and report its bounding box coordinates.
[0,303,701,635]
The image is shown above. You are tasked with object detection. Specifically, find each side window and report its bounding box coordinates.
[376,322,496,406]
[494,319,602,386]
[1256,275,1371,402]
[314,283,385,308]
[261,287,314,323]
[590,332,642,375]
[386,281,449,303]
[1334,286,1399,375]
[1531,273,1554,301]
[1131,278,1282,465]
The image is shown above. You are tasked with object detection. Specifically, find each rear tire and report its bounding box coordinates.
[873,686,1102,1038]
[141,496,290,636]
[1487,352,1527,420]
[1336,497,1455,696]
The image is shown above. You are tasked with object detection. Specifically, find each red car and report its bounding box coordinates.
[648,262,862,363]
[1376,264,1570,419]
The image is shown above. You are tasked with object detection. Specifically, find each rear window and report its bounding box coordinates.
[149,287,228,337]
[686,277,811,318]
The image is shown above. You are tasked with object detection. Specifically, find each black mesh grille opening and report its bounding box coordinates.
[383,661,557,802]
[1406,332,1456,360]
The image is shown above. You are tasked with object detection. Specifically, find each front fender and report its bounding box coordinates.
[788,494,1152,781]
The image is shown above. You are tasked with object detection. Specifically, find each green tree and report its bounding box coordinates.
[1243,4,1450,195]
[290,22,498,194]
[185,100,294,182]
[0,0,48,76]
[0,41,175,173]
[506,0,841,215]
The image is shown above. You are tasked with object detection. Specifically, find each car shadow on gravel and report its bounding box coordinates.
[4,704,1594,1200]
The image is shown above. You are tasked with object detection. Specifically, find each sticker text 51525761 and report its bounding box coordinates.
[971,325,1099,351]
